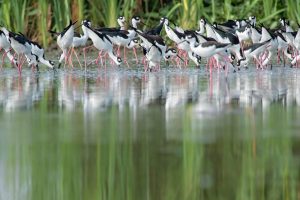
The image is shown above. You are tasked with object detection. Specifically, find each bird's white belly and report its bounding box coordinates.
[146,48,162,63]
[11,40,30,55]
[177,41,190,51]
[165,27,181,44]
[192,45,216,57]
[0,35,10,49]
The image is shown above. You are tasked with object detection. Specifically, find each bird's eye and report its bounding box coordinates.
[172,50,176,53]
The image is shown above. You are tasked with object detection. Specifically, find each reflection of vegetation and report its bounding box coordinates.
[0,0,300,46]
[1,73,300,199]
[2,102,300,199]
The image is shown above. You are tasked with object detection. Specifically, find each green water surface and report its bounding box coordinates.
[0,68,299,200]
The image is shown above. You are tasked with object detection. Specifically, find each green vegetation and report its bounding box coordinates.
[0,0,299,46]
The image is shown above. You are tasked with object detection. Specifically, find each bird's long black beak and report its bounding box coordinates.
[140,21,148,27]
[177,55,184,62]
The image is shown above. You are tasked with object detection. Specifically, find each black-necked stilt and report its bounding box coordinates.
[279,17,294,33]
[0,27,18,68]
[163,18,193,66]
[185,34,232,58]
[83,21,122,68]
[204,20,219,41]
[97,17,142,64]
[144,17,166,35]
[6,31,54,71]
[237,40,271,69]
[5,31,33,73]
[249,16,256,26]
[29,41,55,70]
[250,24,262,43]
[258,26,278,67]
[71,19,92,69]
[135,31,182,71]
[186,34,233,71]
[145,46,181,71]
[196,18,206,35]
[163,18,185,44]
[209,23,245,66]
[49,20,77,68]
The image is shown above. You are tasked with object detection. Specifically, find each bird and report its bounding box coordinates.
[29,41,55,70]
[82,20,122,68]
[135,31,182,71]
[49,20,77,68]
[237,40,271,69]
[4,30,33,73]
[5,30,54,72]
[144,17,166,35]
[71,19,92,69]
[185,33,234,71]
[0,28,18,68]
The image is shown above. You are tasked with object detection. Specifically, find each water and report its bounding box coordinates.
[0,67,300,200]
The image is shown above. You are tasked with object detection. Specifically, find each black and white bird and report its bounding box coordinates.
[71,19,92,69]
[0,27,18,68]
[279,17,294,33]
[3,29,55,71]
[29,41,55,70]
[144,17,166,35]
[49,20,77,68]
[136,31,182,71]
[83,20,122,67]
[4,31,33,73]
[185,33,233,70]
[237,40,271,69]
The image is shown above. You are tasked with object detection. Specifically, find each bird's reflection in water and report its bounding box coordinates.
[0,69,299,112]
[0,68,300,200]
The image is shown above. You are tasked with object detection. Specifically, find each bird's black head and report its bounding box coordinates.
[199,17,206,25]
[185,34,195,41]
[133,16,140,21]
[160,17,167,23]
[117,57,122,65]
[133,38,139,43]
[82,19,91,27]
[166,48,177,54]
[197,57,201,65]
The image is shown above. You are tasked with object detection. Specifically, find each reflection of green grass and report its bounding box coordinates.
[182,106,203,200]
[2,101,300,199]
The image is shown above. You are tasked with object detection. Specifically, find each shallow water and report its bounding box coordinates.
[0,66,300,200]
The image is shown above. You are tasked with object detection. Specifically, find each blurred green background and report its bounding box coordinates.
[0,0,299,47]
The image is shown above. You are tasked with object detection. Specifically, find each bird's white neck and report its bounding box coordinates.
[132,20,138,29]
[82,26,89,38]
[199,23,205,35]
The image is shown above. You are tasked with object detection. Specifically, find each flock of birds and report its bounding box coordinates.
[1,15,300,73]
